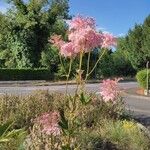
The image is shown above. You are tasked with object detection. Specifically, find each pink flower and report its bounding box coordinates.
[60,42,76,57]
[35,111,60,136]
[100,78,122,102]
[101,33,117,48]
[69,15,96,30]
[49,15,117,58]
[49,35,65,49]
[68,27,103,53]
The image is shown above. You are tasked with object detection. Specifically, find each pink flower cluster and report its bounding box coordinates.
[100,78,122,102]
[101,33,117,48]
[69,15,96,30]
[35,111,60,136]
[49,35,64,49]
[50,15,117,58]
[68,26,103,53]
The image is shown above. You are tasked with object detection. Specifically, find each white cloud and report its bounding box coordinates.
[97,26,107,32]
[117,33,125,37]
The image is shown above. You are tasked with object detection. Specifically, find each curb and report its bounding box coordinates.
[0,79,136,86]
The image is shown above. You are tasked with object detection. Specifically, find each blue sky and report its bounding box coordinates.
[0,0,150,36]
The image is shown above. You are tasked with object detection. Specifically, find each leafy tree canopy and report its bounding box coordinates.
[0,0,69,68]
[118,15,150,70]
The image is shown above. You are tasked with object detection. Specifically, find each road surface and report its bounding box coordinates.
[0,81,138,94]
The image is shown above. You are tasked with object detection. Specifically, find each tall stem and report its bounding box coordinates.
[85,52,91,81]
[65,58,73,94]
[79,52,83,89]
[75,51,83,95]
[59,54,67,75]
[79,51,83,71]
[87,48,106,78]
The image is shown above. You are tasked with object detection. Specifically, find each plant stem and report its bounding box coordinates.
[74,51,84,96]
[59,54,67,75]
[66,58,73,94]
[79,52,84,91]
[87,48,106,78]
[85,52,91,81]
[79,51,83,71]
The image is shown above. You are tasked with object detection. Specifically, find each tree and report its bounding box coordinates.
[41,45,59,69]
[0,0,69,68]
[126,24,145,70]
[142,15,150,65]
[97,49,115,78]
[121,15,150,70]
[96,37,136,78]
[113,38,136,76]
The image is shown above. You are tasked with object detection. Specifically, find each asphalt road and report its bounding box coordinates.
[0,81,138,94]
[0,82,150,120]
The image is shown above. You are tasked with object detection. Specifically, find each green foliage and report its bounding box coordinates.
[1,32,33,68]
[97,49,115,77]
[79,92,91,105]
[78,131,119,149]
[0,68,53,80]
[97,48,135,78]
[0,0,69,68]
[118,15,150,70]
[99,119,150,150]
[58,109,69,134]
[0,121,26,150]
[113,38,136,76]
[55,58,78,80]
[136,69,150,89]
[40,45,59,69]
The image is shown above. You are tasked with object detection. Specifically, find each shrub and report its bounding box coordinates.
[0,121,27,150]
[136,69,150,89]
[78,131,119,150]
[0,68,53,80]
[99,119,150,150]
[0,91,65,128]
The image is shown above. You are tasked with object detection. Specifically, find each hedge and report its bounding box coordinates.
[136,69,150,89]
[0,68,53,80]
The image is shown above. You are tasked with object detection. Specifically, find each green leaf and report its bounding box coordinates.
[0,121,13,136]
[79,92,91,105]
[0,121,27,144]
[4,129,25,139]
[58,110,68,131]
[61,144,71,150]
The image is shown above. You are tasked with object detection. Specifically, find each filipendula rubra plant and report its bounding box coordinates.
[48,15,117,149]
[50,15,117,92]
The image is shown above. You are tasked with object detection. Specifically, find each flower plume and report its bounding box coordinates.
[100,78,122,102]
[50,15,117,58]
[35,111,60,136]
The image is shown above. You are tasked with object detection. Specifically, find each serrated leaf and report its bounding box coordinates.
[79,92,91,105]
[0,121,13,136]
[58,110,68,130]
